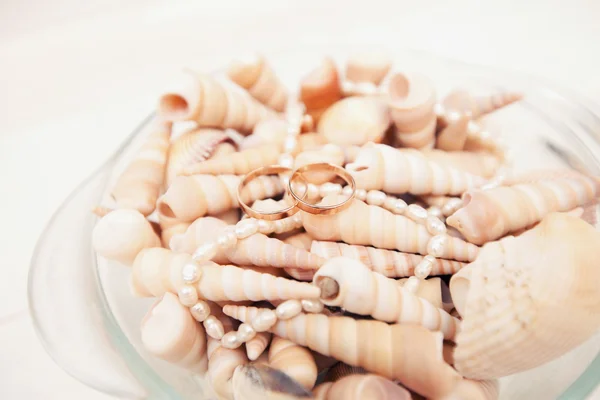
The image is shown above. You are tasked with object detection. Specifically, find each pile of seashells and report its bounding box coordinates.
[92,53,600,400]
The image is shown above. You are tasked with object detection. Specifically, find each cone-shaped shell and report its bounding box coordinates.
[182,144,281,176]
[227,54,288,111]
[450,213,600,379]
[294,144,345,184]
[446,171,600,245]
[207,337,249,400]
[346,143,485,195]
[158,71,279,133]
[303,196,480,262]
[111,120,171,216]
[422,149,501,178]
[131,247,321,301]
[283,232,314,251]
[246,331,272,361]
[268,336,318,390]
[92,209,161,265]
[311,240,465,278]
[158,174,283,223]
[317,97,390,146]
[232,364,313,400]
[158,212,191,249]
[141,293,207,373]
[300,57,342,122]
[222,307,461,399]
[442,89,522,119]
[345,53,392,85]
[313,257,460,339]
[397,277,454,312]
[319,374,413,400]
[169,216,229,263]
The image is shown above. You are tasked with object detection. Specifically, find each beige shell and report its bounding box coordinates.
[207,337,248,400]
[311,240,465,278]
[227,54,288,111]
[111,119,171,216]
[92,209,161,265]
[446,171,600,245]
[241,118,288,150]
[182,144,281,176]
[442,89,522,119]
[397,277,454,312]
[294,144,345,184]
[283,232,314,251]
[268,336,318,390]
[140,293,207,373]
[439,379,499,400]
[324,363,366,382]
[462,120,505,158]
[232,364,313,400]
[317,374,413,400]
[313,257,460,340]
[436,113,470,151]
[300,57,342,122]
[158,71,279,133]
[158,212,191,249]
[214,208,240,225]
[223,306,461,399]
[450,213,600,379]
[303,196,480,262]
[131,248,320,301]
[388,72,437,149]
[169,216,229,263]
[165,128,229,185]
[246,331,272,361]
[317,97,390,146]
[345,53,392,85]
[421,149,501,178]
[157,174,283,223]
[346,143,485,195]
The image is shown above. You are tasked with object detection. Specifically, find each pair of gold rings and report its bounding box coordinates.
[237,163,356,220]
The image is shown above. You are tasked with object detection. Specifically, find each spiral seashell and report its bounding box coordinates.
[165,128,230,185]
[446,171,600,245]
[442,89,523,120]
[346,143,485,195]
[182,144,281,176]
[222,306,461,399]
[268,336,318,390]
[439,379,499,400]
[140,293,207,373]
[436,112,470,151]
[303,196,480,262]
[158,71,280,133]
[317,97,390,146]
[207,337,249,400]
[283,232,314,251]
[294,144,345,184]
[313,257,460,339]
[131,248,321,301]
[240,118,287,150]
[169,217,229,263]
[317,374,413,400]
[232,364,313,400]
[227,53,288,111]
[157,211,191,249]
[245,331,272,361]
[300,57,342,122]
[110,119,171,216]
[388,72,437,149]
[421,149,501,178]
[310,240,465,278]
[92,209,161,265]
[345,53,392,85]
[450,213,600,379]
[396,277,454,312]
[157,174,283,223]
[214,208,240,225]
[324,363,367,382]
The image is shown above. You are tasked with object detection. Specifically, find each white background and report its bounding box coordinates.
[1,0,600,398]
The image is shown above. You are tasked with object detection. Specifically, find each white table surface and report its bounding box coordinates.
[1,0,600,398]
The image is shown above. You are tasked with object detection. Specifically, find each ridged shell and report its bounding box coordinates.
[268,336,318,390]
[345,53,392,85]
[140,293,207,373]
[245,331,272,361]
[317,97,390,146]
[450,213,600,379]
[422,149,501,178]
[300,57,342,122]
[92,209,161,265]
[207,337,248,400]
[283,232,314,251]
[324,363,367,382]
[157,211,191,249]
[182,144,280,176]
[442,89,522,119]
[310,240,465,278]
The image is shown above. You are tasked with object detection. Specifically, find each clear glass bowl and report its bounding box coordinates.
[28,48,600,400]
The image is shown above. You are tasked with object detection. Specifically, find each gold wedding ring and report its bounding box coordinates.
[288,163,356,215]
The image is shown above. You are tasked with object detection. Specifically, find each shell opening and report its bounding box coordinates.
[158,202,176,218]
[315,276,340,301]
[160,94,190,119]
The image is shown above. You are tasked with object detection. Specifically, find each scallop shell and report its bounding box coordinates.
[92,209,161,265]
[317,97,390,146]
[232,364,313,400]
[442,89,522,120]
[345,53,392,85]
[140,293,207,373]
[396,277,454,312]
[300,57,342,122]
[450,213,600,379]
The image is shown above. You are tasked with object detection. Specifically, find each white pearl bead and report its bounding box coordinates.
[388,198,407,214]
[275,300,302,320]
[427,206,443,219]
[257,219,275,234]
[442,199,463,216]
[283,136,298,153]
[415,256,435,279]
[177,285,199,307]
[236,323,256,342]
[192,242,218,262]
[403,276,420,293]
[366,190,387,206]
[406,204,428,223]
[217,227,237,249]
[426,216,447,236]
[235,219,259,239]
[278,154,294,169]
[251,309,277,332]
[204,316,225,339]
[342,185,354,197]
[307,183,319,199]
[427,235,447,258]
[190,301,211,322]
[355,189,367,201]
[301,299,324,313]
[320,183,343,198]
[221,331,242,349]
[181,262,202,284]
